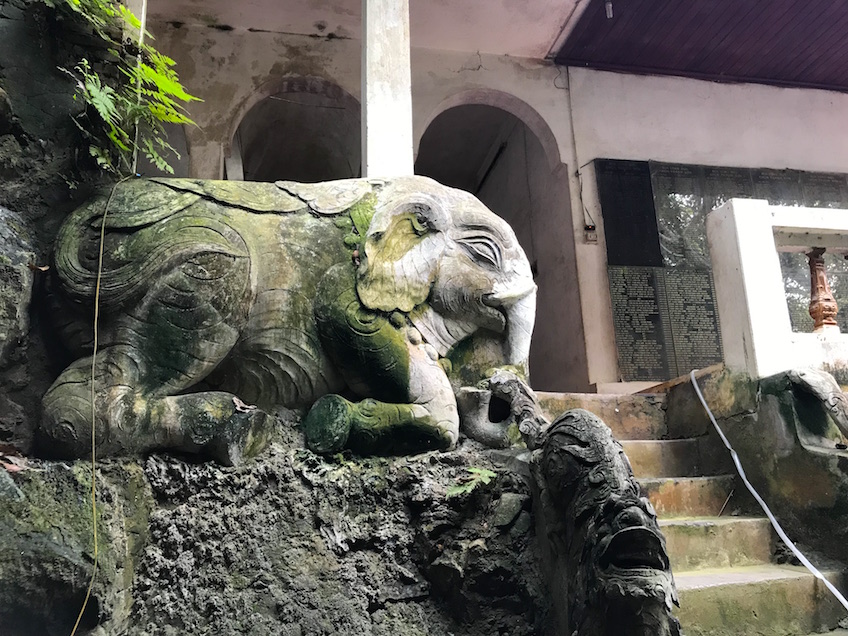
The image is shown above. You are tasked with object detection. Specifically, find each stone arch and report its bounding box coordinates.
[415,91,589,392]
[417,88,562,173]
[226,75,361,182]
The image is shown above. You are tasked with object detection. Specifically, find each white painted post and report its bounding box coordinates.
[361,0,414,178]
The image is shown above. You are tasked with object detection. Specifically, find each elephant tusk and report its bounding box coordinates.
[483,280,537,308]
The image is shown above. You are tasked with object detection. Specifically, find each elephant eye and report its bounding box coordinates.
[459,237,502,269]
[409,204,432,236]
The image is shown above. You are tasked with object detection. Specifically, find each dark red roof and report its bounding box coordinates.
[555,0,848,91]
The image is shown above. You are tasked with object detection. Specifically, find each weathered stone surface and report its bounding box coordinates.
[0,420,549,635]
[0,205,33,368]
[0,0,118,459]
[687,368,848,566]
[491,492,525,527]
[675,565,848,636]
[0,392,30,451]
[659,517,774,571]
[638,475,737,518]
[663,366,758,437]
[536,392,668,440]
[0,458,152,636]
[0,0,104,230]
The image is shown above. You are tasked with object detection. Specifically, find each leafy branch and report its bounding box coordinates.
[446,467,497,498]
[46,0,200,175]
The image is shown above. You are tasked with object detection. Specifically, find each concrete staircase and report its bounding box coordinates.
[536,391,848,636]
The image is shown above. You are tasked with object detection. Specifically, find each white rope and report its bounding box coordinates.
[130,0,148,175]
[689,369,848,612]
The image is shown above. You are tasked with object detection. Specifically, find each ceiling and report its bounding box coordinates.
[148,0,579,59]
[556,0,848,91]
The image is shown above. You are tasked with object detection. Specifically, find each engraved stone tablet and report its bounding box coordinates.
[801,172,848,209]
[609,266,723,381]
[596,160,663,267]
[703,166,755,211]
[752,169,803,206]
[608,266,671,381]
[652,163,708,269]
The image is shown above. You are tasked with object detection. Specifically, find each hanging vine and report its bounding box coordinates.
[44,0,200,175]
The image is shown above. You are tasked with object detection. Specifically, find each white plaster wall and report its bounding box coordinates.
[567,67,848,387]
[148,25,362,178]
[149,24,576,179]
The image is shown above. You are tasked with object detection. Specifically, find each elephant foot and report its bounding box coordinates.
[303,394,354,454]
[157,392,274,466]
[303,395,454,456]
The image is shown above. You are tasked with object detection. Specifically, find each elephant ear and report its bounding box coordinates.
[356,186,449,313]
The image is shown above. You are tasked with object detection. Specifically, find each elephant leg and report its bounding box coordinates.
[41,250,268,464]
[307,264,458,455]
[41,347,268,465]
[303,351,458,456]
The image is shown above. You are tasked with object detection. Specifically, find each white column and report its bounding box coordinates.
[361,0,414,178]
[225,130,245,181]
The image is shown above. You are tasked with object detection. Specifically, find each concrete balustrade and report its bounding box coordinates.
[708,198,848,378]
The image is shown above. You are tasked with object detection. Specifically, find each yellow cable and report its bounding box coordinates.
[69,177,129,636]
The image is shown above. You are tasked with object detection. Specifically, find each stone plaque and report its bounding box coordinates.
[651,163,708,269]
[703,166,755,211]
[609,267,672,381]
[663,269,724,374]
[596,160,663,267]
[609,266,723,381]
[801,172,848,208]
[752,169,804,206]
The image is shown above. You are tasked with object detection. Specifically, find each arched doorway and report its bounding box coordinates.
[416,100,589,392]
[228,76,360,183]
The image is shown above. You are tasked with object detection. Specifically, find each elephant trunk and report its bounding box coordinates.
[504,286,536,372]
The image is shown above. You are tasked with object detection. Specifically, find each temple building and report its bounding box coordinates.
[134,0,848,394]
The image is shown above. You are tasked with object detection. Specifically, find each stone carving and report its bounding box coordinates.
[532,408,680,635]
[787,367,848,439]
[456,368,548,448]
[39,176,536,463]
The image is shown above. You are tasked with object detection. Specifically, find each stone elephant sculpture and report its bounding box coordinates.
[39,176,537,464]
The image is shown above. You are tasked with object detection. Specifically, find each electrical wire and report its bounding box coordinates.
[690,369,848,613]
[562,66,597,230]
[130,0,149,175]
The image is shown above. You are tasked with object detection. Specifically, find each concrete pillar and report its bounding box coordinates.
[361,0,414,178]
[225,130,245,181]
[188,142,224,179]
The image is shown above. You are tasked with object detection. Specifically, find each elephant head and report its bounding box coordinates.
[356,176,537,373]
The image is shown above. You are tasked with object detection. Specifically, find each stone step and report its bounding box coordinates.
[661,517,773,571]
[623,439,701,477]
[536,391,668,440]
[639,475,735,517]
[674,565,848,635]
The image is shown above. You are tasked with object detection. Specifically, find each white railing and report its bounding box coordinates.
[707,198,848,378]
